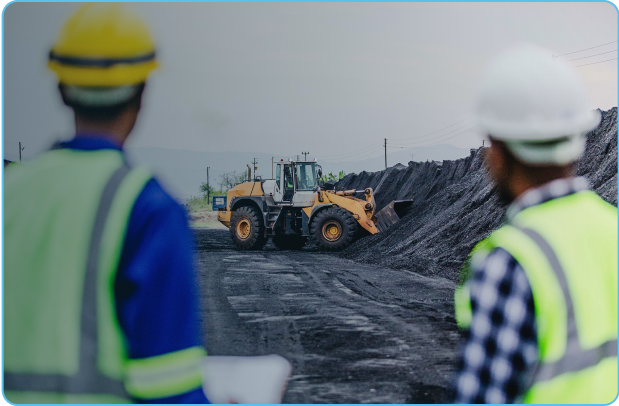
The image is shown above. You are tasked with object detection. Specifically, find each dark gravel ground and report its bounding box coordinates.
[337,107,617,282]
[192,108,615,403]
[194,228,460,403]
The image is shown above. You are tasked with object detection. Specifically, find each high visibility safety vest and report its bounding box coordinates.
[4,148,206,403]
[455,190,618,403]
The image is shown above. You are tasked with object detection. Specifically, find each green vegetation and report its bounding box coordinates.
[319,170,346,183]
[199,182,214,198]
[185,196,212,213]
[186,169,246,214]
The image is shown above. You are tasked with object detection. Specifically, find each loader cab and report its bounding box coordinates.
[274,161,318,206]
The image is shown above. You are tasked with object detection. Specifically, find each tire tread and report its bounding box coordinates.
[229,206,267,250]
[310,206,359,251]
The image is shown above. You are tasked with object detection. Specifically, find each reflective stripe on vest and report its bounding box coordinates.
[5,164,131,399]
[519,228,617,383]
[125,346,206,399]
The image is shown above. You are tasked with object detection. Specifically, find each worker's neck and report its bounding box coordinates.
[74,110,138,147]
[74,124,127,146]
[509,166,574,201]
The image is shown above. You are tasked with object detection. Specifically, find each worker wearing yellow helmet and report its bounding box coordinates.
[453,44,617,403]
[5,4,210,403]
[47,3,157,112]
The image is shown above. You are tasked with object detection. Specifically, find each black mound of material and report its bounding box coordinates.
[336,107,618,282]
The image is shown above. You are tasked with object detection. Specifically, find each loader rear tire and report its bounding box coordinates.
[310,207,358,251]
[230,206,267,250]
[272,235,308,250]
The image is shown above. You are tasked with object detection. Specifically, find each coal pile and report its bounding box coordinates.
[337,107,618,282]
[576,108,618,205]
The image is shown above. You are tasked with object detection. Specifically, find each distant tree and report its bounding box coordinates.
[218,170,246,191]
[199,182,214,199]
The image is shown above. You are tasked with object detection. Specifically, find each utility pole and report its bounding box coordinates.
[19,142,24,162]
[207,167,210,203]
[302,151,309,160]
[384,138,387,170]
[252,158,258,181]
[296,155,299,161]
[271,156,274,178]
[482,140,485,147]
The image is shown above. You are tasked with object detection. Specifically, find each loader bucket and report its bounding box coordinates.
[374,200,414,233]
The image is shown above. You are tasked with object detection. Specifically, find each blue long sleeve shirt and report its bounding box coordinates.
[59,136,209,404]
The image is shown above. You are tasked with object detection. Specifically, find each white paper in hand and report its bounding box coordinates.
[201,355,292,404]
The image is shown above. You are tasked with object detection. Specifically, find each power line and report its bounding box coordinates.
[389,114,473,141]
[567,49,617,62]
[555,41,617,57]
[315,141,380,158]
[389,125,475,150]
[412,126,476,148]
[327,131,474,164]
[330,146,384,163]
[389,121,475,147]
[573,57,617,68]
[326,126,476,164]
[326,145,385,164]
[393,146,469,150]
[314,113,474,160]
[315,142,383,159]
[320,113,474,163]
[317,115,472,157]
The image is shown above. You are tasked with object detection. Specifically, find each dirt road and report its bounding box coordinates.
[195,229,461,403]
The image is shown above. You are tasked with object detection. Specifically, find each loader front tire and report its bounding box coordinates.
[310,207,358,251]
[272,235,308,250]
[230,206,267,250]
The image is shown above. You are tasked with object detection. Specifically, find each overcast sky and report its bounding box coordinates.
[4,2,617,164]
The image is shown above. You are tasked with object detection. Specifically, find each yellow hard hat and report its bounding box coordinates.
[48,3,157,87]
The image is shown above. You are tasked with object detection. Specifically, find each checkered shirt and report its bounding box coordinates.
[453,177,590,404]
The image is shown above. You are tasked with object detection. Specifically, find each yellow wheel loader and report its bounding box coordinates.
[217,159,412,251]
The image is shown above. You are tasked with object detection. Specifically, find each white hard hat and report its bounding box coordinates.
[475,44,600,165]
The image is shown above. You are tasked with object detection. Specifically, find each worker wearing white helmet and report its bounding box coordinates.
[4,4,209,403]
[453,44,617,403]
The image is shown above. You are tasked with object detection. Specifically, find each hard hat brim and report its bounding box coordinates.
[505,134,587,166]
[61,85,143,107]
[477,109,601,142]
[49,59,157,87]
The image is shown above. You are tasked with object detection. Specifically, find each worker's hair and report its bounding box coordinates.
[491,137,574,184]
[59,84,145,122]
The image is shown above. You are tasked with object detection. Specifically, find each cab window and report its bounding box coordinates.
[295,163,318,191]
[284,165,294,190]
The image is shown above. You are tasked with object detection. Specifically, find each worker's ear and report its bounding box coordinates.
[486,137,509,181]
